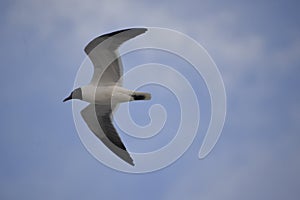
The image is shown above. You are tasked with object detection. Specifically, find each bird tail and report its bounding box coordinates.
[131,92,151,101]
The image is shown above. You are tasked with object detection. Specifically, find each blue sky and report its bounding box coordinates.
[1,0,300,199]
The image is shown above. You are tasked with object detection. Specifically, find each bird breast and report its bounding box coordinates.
[81,85,133,104]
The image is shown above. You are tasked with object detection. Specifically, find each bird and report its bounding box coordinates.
[63,28,151,166]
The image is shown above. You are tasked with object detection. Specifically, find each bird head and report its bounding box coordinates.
[63,88,82,102]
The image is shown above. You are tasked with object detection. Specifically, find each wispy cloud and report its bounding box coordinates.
[1,0,300,199]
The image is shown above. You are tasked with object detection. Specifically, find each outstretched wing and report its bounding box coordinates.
[84,28,147,86]
[80,104,134,166]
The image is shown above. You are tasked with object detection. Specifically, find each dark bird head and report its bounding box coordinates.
[63,88,82,102]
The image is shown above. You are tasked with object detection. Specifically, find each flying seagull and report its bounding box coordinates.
[63,28,150,166]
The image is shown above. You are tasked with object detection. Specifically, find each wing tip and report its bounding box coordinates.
[84,27,148,55]
[128,159,135,166]
[119,148,135,166]
[112,147,135,166]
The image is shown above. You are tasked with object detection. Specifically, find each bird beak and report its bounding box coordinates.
[63,94,72,102]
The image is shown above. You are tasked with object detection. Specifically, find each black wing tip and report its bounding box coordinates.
[95,28,147,40]
[107,27,147,35]
[115,146,135,166]
[131,27,148,33]
[84,27,148,55]
[109,27,147,35]
[128,158,135,166]
[113,146,135,166]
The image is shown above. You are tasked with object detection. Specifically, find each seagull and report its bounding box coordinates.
[63,28,150,166]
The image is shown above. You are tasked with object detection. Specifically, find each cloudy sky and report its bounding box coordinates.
[1,0,300,199]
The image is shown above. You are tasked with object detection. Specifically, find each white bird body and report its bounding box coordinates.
[81,84,137,104]
[64,28,150,166]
